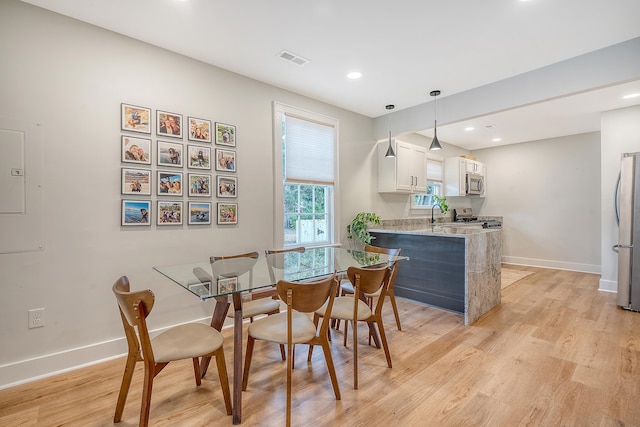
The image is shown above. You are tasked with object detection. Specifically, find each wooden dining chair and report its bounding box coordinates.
[337,245,402,341]
[112,276,231,427]
[310,265,392,389]
[242,273,341,427]
[262,247,307,361]
[210,251,282,323]
[265,246,306,283]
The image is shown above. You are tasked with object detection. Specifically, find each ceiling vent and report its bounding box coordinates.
[277,50,310,66]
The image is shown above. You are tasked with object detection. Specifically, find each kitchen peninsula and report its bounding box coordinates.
[370,219,502,325]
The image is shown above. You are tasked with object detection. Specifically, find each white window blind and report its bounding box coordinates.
[285,115,334,185]
[427,157,443,181]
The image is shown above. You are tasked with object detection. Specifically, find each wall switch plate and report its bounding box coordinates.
[28,308,45,329]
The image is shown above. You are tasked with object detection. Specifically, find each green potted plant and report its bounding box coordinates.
[346,212,381,249]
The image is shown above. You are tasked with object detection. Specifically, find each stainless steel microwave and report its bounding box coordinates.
[466,173,484,195]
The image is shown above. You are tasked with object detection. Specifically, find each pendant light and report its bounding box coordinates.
[384,104,396,158]
[429,90,442,150]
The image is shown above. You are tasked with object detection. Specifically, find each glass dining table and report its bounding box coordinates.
[153,246,407,424]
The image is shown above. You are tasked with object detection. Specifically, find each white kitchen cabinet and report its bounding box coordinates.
[378,140,427,193]
[465,159,484,176]
[444,157,486,196]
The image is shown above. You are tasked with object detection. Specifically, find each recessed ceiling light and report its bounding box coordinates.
[623,93,640,99]
[347,71,362,80]
[492,138,502,142]
[465,127,475,131]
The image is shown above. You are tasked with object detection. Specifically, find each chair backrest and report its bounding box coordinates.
[346,265,391,296]
[364,245,401,290]
[112,276,155,361]
[364,244,400,258]
[276,272,336,314]
[210,251,259,279]
[113,276,155,327]
[265,247,305,284]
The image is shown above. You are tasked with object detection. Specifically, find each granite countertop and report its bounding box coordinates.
[369,216,502,238]
[370,224,499,237]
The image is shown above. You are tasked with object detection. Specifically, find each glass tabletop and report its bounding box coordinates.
[153,246,407,300]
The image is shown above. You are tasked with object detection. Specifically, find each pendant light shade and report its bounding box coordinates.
[429,90,442,151]
[385,104,396,158]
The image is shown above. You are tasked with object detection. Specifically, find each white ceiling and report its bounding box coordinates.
[22,0,640,149]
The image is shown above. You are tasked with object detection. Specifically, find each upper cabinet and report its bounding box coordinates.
[378,140,427,193]
[444,157,486,196]
[465,158,484,176]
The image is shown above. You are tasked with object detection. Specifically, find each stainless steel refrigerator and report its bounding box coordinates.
[614,152,640,311]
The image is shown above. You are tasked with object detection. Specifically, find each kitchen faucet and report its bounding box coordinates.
[431,203,442,224]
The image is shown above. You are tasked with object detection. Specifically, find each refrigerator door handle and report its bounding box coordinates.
[615,172,621,227]
[613,244,633,253]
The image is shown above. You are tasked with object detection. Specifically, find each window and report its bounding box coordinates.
[273,103,338,248]
[413,155,444,208]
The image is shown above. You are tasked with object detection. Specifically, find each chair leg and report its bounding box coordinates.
[214,348,233,415]
[307,342,314,362]
[343,319,349,347]
[114,354,137,423]
[375,317,392,368]
[286,340,293,427]
[279,344,286,360]
[389,291,402,331]
[192,357,202,386]
[139,362,155,427]
[320,338,341,400]
[353,319,359,390]
[242,336,256,391]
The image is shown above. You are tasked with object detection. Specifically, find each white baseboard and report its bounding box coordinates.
[598,278,617,293]
[0,337,128,390]
[502,256,600,274]
[0,316,230,390]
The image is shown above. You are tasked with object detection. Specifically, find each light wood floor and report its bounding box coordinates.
[1,266,639,426]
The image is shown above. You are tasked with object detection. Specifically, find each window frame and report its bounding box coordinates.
[272,102,339,249]
[411,153,445,211]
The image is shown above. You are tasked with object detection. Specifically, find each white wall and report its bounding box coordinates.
[600,105,640,291]
[473,132,602,272]
[0,1,374,387]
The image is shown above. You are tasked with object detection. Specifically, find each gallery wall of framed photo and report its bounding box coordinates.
[120,103,238,227]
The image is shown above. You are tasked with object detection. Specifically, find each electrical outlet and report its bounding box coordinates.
[28,308,45,329]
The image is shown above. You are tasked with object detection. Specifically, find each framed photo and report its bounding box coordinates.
[157,201,183,225]
[157,171,183,196]
[188,173,212,197]
[121,168,151,195]
[121,200,151,226]
[156,110,183,138]
[215,122,236,147]
[217,277,237,294]
[157,141,183,168]
[216,175,237,198]
[121,135,151,165]
[188,202,212,225]
[215,149,236,172]
[188,282,211,298]
[188,117,212,143]
[217,202,238,225]
[121,103,151,134]
[188,145,211,170]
